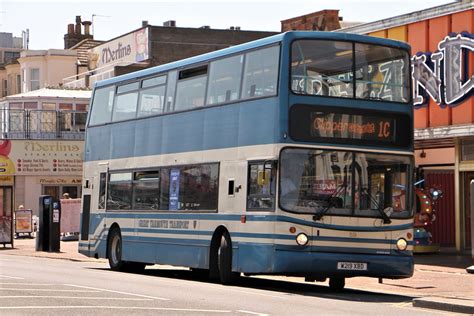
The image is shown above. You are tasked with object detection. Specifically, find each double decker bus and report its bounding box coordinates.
[79,31,414,290]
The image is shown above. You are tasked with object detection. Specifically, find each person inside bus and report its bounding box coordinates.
[280,154,303,209]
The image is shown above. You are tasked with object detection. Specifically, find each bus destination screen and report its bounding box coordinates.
[289,104,412,148]
[310,112,395,142]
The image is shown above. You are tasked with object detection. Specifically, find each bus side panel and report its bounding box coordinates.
[120,232,209,268]
[234,242,275,273]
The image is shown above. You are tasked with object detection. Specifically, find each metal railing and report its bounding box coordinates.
[1,109,87,140]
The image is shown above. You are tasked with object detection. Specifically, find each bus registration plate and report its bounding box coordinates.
[337,262,367,271]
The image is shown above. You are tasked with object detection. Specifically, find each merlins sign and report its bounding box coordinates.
[412,32,473,108]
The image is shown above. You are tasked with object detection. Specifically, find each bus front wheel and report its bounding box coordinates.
[218,232,238,284]
[329,277,345,291]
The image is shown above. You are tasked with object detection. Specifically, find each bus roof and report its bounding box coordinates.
[94,31,411,89]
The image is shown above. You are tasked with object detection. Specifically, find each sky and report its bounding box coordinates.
[0,0,456,50]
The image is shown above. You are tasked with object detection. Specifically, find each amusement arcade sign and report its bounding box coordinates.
[412,32,473,107]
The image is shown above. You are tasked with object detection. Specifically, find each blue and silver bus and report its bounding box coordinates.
[79,31,414,290]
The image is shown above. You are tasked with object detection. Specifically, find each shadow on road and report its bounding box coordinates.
[89,266,414,304]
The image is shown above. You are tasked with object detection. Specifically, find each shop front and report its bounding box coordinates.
[0,139,83,215]
[340,1,473,252]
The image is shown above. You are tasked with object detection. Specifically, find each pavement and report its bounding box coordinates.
[2,238,474,314]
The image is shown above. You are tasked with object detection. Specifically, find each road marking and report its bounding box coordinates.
[0,296,153,301]
[0,289,100,292]
[0,275,24,280]
[0,306,231,313]
[237,310,269,316]
[0,283,56,286]
[64,284,170,301]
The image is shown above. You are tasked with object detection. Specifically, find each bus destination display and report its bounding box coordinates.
[289,104,412,148]
[310,112,395,142]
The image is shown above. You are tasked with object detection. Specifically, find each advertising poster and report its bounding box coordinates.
[0,140,84,176]
[169,169,180,211]
[60,198,81,233]
[15,209,33,233]
[0,216,12,244]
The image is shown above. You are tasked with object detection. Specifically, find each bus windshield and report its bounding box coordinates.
[291,40,410,102]
[279,148,412,219]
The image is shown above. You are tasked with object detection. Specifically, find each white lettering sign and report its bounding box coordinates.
[412,32,473,107]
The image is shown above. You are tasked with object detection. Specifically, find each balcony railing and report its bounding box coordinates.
[1,109,87,140]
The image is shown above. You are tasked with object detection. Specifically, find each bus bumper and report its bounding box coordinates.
[236,244,414,279]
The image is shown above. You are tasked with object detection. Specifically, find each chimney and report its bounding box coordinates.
[163,20,176,27]
[142,20,148,27]
[82,21,92,35]
[75,15,82,34]
[67,24,74,35]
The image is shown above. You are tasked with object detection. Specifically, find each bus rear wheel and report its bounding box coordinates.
[329,277,345,291]
[108,227,125,271]
[108,227,146,273]
[217,232,238,285]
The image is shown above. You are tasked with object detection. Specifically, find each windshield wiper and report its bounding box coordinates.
[362,188,392,224]
[313,183,346,221]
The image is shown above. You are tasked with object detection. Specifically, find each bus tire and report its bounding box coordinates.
[107,227,125,271]
[329,277,345,291]
[218,232,238,285]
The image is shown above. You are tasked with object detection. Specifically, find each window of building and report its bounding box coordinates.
[4,51,20,64]
[461,139,474,161]
[207,55,243,105]
[24,102,38,109]
[89,85,115,126]
[16,75,21,94]
[242,46,279,99]
[112,82,139,122]
[42,102,56,110]
[3,80,7,97]
[30,68,40,91]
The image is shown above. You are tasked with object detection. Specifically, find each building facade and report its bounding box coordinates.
[65,22,278,88]
[0,88,90,215]
[338,1,473,252]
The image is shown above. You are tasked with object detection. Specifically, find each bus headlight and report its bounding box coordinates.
[296,233,309,246]
[396,238,408,251]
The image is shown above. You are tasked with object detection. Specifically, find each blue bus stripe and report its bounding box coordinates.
[106,212,412,232]
[121,228,412,245]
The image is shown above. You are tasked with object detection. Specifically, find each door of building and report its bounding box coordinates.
[462,172,473,249]
[424,170,456,247]
[0,186,13,245]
